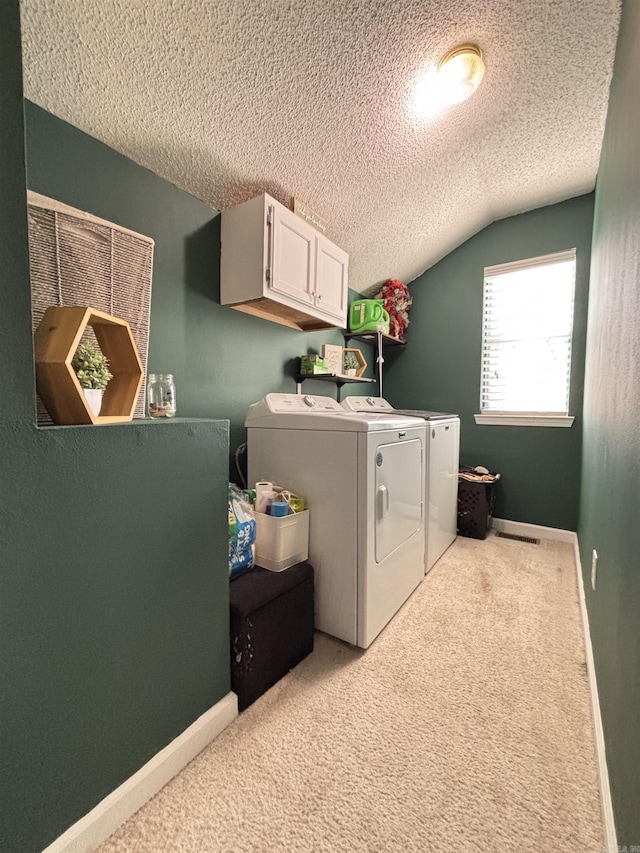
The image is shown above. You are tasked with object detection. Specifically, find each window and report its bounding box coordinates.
[475,249,576,427]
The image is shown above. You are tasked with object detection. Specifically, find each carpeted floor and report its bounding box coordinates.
[97,533,604,852]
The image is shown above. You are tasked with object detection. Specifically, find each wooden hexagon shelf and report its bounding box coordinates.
[342,347,368,378]
[35,306,143,425]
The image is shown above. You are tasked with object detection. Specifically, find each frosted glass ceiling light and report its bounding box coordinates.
[437,44,484,105]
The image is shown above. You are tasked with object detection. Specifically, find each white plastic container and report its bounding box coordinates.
[254,510,310,572]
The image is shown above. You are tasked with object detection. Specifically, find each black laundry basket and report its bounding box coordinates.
[457,469,501,540]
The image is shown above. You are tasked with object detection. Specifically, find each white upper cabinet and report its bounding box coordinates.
[315,234,349,321]
[221,193,348,331]
[270,202,316,309]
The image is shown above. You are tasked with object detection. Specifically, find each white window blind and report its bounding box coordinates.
[480,249,576,415]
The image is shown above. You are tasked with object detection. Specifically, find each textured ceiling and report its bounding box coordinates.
[20,0,621,293]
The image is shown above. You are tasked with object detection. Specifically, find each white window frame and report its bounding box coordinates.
[474,249,576,428]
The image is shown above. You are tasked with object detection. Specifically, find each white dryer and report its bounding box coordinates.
[245,393,426,649]
[342,397,460,573]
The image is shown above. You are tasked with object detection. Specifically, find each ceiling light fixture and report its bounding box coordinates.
[437,44,485,105]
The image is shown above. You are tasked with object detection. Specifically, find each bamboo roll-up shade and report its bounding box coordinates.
[27,192,154,425]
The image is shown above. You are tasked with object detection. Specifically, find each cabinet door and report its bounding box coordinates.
[315,235,348,324]
[269,203,315,307]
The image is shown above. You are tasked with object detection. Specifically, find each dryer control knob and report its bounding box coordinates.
[366,397,376,405]
[303,395,316,407]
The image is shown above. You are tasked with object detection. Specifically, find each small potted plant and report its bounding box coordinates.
[343,351,360,376]
[71,339,113,417]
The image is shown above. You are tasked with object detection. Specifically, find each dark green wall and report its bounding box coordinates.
[0,419,230,852]
[2,95,367,851]
[24,102,363,469]
[385,194,594,530]
[578,0,640,843]
[1,11,230,851]
[0,0,34,422]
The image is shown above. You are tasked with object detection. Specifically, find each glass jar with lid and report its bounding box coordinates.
[147,373,176,418]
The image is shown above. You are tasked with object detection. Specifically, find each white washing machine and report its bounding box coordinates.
[245,393,426,649]
[342,397,460,573]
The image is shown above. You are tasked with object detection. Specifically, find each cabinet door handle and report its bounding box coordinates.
[317,294,323,301]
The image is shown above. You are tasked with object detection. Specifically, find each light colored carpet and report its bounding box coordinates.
[97,533,604,852]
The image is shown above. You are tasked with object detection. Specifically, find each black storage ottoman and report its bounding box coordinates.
[229,561,314,711]
[457,474,500,540]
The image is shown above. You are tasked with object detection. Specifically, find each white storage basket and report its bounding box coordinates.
[254,510,310,572]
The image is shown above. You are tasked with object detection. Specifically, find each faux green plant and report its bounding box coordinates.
[71,340,113,390]
[343,351,360,372]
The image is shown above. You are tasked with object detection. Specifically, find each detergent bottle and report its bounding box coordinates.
[349,299,390,334]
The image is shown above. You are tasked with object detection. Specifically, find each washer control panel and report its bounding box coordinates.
[342,396,395,412]
[263,393,344,413]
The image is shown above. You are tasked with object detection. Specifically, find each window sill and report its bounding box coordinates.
[474,413,575,428]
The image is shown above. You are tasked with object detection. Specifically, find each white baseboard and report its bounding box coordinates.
[43,692,238,853]
[494,518,617,850]
[572,533,618,853]
[492,517,576,543]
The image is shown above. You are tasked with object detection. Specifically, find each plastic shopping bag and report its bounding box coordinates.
[228,483,256,579]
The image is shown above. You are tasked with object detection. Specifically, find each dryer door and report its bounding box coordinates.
[375,438,423,563]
